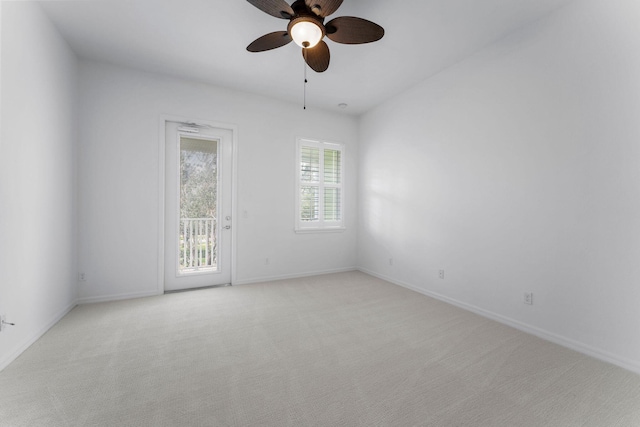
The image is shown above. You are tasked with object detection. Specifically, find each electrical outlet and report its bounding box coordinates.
[389,258,394,266]
[524,292,533,305]
[439,269,445,279]
[79,272,86,281]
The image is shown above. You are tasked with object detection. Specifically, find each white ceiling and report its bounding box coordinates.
[37,0,576,115]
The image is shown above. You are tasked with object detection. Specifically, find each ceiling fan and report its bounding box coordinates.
[246,0,385,73]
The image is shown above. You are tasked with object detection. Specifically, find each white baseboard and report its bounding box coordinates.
[358,267,640,376]
[7,269,635,376]
[77,268,358,301]
[77,289,161,305]
[0,299,77,372]
[233,267,358,286]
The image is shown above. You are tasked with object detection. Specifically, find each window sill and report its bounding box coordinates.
[294,227,346,234]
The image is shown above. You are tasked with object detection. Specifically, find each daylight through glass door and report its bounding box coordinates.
[178,136,219,273]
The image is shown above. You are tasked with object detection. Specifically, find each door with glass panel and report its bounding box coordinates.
[164,121,232,291]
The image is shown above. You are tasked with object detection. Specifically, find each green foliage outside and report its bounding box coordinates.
[180,142,217,219]
[179,139,218,269]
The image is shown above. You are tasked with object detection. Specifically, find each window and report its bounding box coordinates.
[296,138,345,232]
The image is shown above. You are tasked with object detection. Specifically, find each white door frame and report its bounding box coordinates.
[157,114,238,295]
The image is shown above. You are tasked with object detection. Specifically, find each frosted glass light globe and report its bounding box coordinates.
[290,21,323,48]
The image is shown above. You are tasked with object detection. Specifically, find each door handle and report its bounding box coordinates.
[223,225,231,230]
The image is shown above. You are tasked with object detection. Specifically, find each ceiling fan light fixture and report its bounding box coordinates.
[289,19,324,48]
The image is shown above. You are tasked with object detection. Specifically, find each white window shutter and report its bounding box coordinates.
[296,138,345,232]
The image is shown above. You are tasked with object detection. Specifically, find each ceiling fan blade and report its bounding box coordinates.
[247,0,295,19]
[247,31,292,52]
[325,16,385,44]
[303,40,330,72]
[304,0,343,17]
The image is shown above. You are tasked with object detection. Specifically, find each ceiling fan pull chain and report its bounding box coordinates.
[303,50,308,110]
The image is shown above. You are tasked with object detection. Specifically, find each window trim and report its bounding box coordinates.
[295,137,346,233]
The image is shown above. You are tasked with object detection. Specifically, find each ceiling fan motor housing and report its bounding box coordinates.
[291,0,325,19]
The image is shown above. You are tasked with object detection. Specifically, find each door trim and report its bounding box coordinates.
[157,114,238,295]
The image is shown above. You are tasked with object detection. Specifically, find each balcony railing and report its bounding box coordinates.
[179,218,217,272]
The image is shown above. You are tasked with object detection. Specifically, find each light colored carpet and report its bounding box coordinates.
[1,271,639,426]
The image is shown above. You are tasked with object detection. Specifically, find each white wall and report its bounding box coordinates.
[77,61,358,301]
[358,0,640,373]
[0,2,78,370]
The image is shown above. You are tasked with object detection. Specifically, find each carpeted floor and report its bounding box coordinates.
[1,271,639,426]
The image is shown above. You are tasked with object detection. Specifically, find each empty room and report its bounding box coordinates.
[1,0,640,425]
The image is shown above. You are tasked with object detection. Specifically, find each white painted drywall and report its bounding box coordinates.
[77,61,358,301]
[0,2,78,369]
[358,0,640,372]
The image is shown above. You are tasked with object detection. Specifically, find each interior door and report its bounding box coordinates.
[164,121,232,291]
